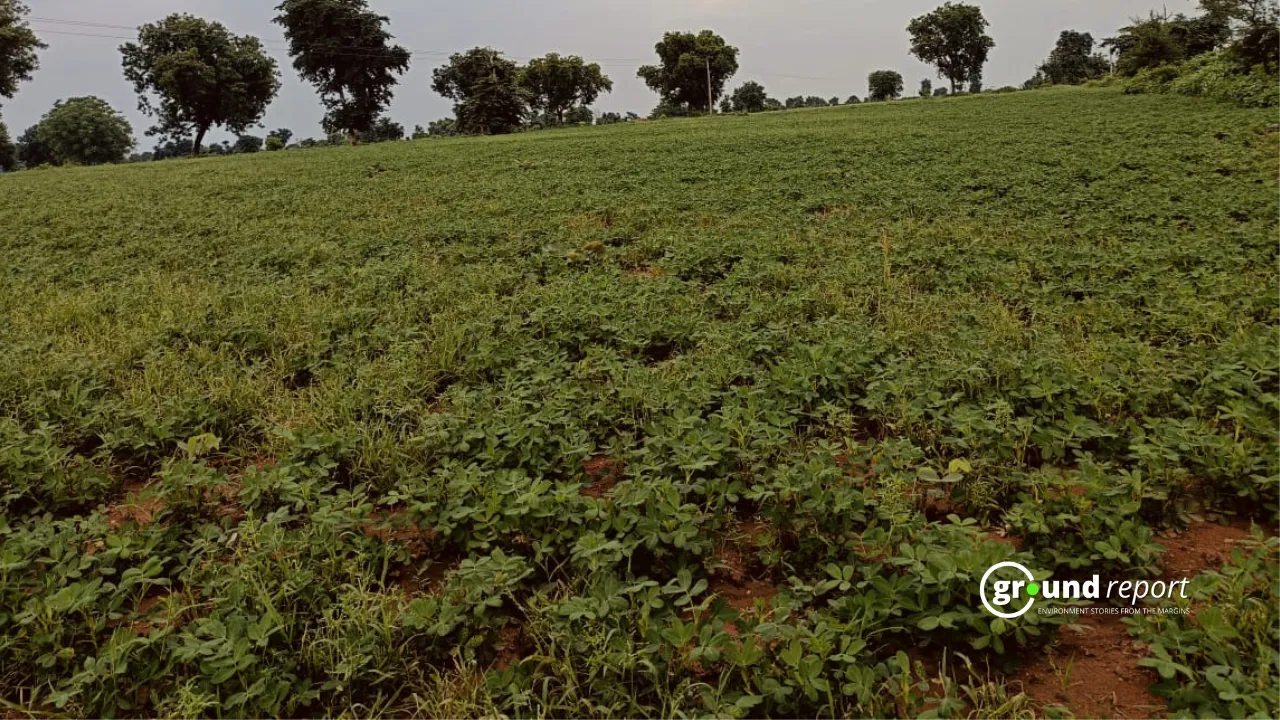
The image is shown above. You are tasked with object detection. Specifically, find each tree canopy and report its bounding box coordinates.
[120,14,279,155]
[267,127,294,146]
[427,117,457,136]
[1035,31,1110,85]
[0,0,44,104]
[431,48,527,135]
[274,0,410,142]
[0,118,14,170]
[36,96,134,165]
[234,134,263,153]
[520,53,612,125]
[360,116,404,143]
[1104,11,1230,76]
[727,81,769,113]
[15,122,49,165]
[637,30,739,113]
[867,70,905,101]
[907,3,995,93]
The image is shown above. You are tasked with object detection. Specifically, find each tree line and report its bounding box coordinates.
[0,0,1275,170]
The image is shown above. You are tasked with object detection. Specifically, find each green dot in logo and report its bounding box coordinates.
[1026,582,1041,597]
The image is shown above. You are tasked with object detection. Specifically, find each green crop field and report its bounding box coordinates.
[1,87,1277,718]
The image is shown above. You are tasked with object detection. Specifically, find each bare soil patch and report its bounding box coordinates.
[581,455,624,498]
[1156,519,1254,581]
[1014,615,1164,719]
[105,481,164,530]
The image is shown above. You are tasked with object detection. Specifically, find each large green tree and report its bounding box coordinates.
[267,127,293,146]
[1036,31,1110,85]
[0,118,14,170]
[867,70,905,101]
[121,14,279,156]
[233,134,263,153]
[36,96,134,165]
[637,30,739,113]
[15,122,48,165]
[1103,11,1230,76]
[907,3,995,94]
[727,80,769,112]
[520,53,612,125]
[274,0,411,143]
[360,116,404,143]
[0,0,43,104]
[1200,0,1279,71]
[431,48,527,135]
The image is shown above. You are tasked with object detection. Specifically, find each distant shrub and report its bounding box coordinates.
[1081,75,1120,88]
[1124,63,1183,94]
[1124,51,1278,107]
[1169,54,1279,107]
[989,85,1018,93]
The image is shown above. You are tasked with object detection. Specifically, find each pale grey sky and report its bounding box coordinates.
[7,0,1179,146]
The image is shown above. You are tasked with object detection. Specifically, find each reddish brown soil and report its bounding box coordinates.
[920,488,955,521]
[105,482,164,529]
[625,265,663,279]
[581,455,624,498]
[363,509,436,559]
[1156,519,1255,581]
[1014,615,1164,718]
[709,519,778,616]
[397,555,459,599]
[492,625,527,671]
[712,579,778,614]
[983,529,1022,550]
[1015,520,1262,717]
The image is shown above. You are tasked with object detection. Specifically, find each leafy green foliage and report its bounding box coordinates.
[267,128,293,147]
[0,0,43,103]
[907,3,994,94]
[0,117,14,170]
[728,81,770,113]
[33,96,134,165]
[120,14,279,154]
[431,48,527,136]
[867,70,904,101]
[359,117,404,143]
[233,134,263,154]
[637,30,739,113]
[1035,30,1110,86]
[0,87,1275,717]
[1129,533,1279,718]
[520,53,612,126]
[1104,11,1231,77]
[14,122,49,166]
[274,0,410,140]
[1124,50,1279,107]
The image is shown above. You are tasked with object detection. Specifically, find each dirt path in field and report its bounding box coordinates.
[1014,519,1257,718]
[1013,614,1164,718]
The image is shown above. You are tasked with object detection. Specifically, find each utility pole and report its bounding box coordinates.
[706,57,713,113]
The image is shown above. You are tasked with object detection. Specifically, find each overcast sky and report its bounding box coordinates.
[7,0,1180,146]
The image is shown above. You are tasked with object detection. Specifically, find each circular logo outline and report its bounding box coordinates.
[980,561,1036,619]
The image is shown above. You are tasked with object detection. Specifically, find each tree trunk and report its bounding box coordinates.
[348,130,359,146]
[191,125,208,157]
[949,79,957,94]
